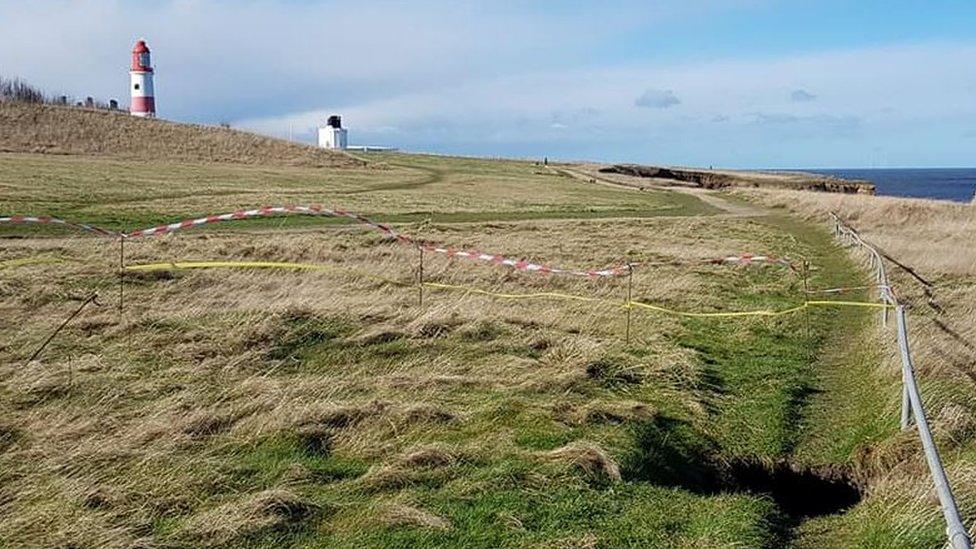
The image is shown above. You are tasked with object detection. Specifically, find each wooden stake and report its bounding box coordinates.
[802,260,811,340]
[625,263,634,345]
[118,236,125,316]
[26,293,99,365]
[418,245,424,308]
[802,260,809,294]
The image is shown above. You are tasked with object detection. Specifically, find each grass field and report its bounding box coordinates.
[0,152,715,232]
[0,124,965,547]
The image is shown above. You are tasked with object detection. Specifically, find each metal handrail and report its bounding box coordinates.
[829,212,971,548]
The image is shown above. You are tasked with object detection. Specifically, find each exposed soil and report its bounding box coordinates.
[624,415,863,545]
[599,164,875,194]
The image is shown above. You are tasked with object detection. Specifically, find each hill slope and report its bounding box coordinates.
[0,102,359,168]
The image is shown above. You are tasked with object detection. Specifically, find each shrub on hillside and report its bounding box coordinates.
[0,75,45,104]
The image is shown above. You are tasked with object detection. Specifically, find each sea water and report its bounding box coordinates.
[805,168,976,203]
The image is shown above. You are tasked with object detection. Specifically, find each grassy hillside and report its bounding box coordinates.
[0,109,958,547]
[0,102,358,168]
[734,189,976,546]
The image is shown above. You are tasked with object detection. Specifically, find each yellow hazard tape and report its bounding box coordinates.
[126,260,408,286]
[128,260,338,273]
[127,260,893,319]
[805,300,891,309]
[0,256,64,269]
[627,300,809,318]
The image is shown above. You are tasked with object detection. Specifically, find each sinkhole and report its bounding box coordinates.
[624,417,863,523]
[721,460,862,520]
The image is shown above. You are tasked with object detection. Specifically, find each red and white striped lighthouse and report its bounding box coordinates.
[129,39,155,117]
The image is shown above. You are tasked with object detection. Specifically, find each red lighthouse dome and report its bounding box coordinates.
[131,40,152,72]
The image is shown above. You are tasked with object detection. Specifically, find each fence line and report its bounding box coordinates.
[5,207,962,542]
[830,212,971,549]
[3,205,801,279]
[0,214,117,237]
[125,260,888,319]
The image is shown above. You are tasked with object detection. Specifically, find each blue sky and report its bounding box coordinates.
[1,0,974,168]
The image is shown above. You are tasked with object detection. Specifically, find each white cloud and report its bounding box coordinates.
[0,1,696,121]
[790,89,817,102]
[239,42,976,143]
[2,2,976,166]
[634,89,681,109]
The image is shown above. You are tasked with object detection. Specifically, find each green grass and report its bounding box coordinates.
[0,152,717,231]
[132,231,875,547]
[0,151,903,547]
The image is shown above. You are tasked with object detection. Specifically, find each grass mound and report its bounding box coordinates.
[179,489,322,544]
[0,101,360,168]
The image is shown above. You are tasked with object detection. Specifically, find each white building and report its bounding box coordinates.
[318,115,348,150]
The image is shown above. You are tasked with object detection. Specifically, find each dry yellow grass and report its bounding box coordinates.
[735,189,976,275]
[0,152,712,232]
[0,103,944,545]
[0,212,826,546]
[735,187,976,544]
[541,441,622,481]
[0,102,360,168]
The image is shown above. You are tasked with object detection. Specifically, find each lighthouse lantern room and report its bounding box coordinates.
[129,39,156,117]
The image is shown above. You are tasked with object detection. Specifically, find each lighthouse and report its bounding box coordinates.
[318,115,348,150]
[129,39,155,117]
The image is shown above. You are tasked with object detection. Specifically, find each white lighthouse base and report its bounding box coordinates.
[318,127,348,150]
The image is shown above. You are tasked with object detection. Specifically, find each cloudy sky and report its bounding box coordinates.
[2,0,975,168]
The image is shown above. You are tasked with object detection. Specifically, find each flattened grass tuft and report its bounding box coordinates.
[542,441,622,482]
[178,489,322,545]
[379,503,453,531]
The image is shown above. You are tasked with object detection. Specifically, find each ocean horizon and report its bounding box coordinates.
[793,168,976,203]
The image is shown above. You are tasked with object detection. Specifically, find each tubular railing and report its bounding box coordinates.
[830,212,971,549]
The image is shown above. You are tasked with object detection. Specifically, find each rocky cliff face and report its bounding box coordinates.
[600,164,875,195]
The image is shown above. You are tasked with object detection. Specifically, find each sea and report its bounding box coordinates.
[802,168,976,203]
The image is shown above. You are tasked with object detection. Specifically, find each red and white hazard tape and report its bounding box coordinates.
[712,253,795,268]
[805,284,892,295]
[418,244,631,278]
[0,215,117,237]
[123,205,386,239]
[4,205,796,279]
[122,205,629,277]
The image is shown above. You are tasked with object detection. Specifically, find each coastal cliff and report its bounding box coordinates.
[599,164,876,195]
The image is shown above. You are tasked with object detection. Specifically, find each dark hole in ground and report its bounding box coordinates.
[623,416,862,524]
[723,460,861,520]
